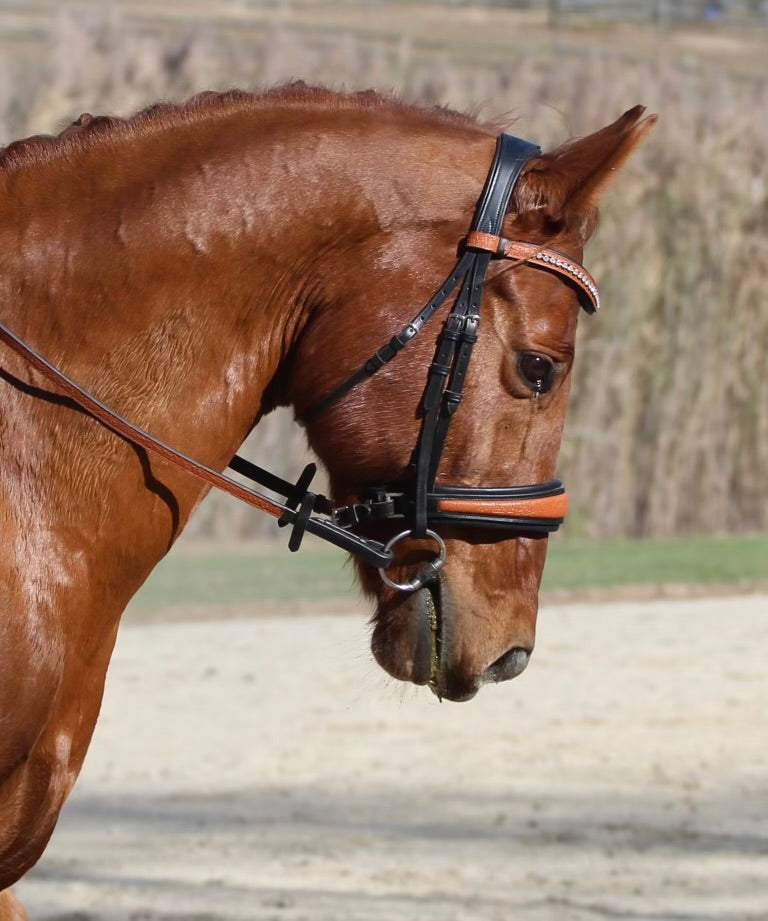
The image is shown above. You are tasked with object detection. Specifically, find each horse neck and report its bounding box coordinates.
[5,109,487,435]
[0,105,492,612]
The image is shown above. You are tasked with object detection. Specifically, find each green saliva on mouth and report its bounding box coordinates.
[425,584,443,702]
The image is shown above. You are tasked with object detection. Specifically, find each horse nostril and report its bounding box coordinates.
[483,647,531,684]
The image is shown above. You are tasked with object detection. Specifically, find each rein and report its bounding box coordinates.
[0,318,392,567]
[0,132,599,591]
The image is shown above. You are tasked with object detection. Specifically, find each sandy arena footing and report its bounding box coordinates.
[17,594,768,921]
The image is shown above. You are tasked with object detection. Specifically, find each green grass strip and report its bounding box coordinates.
[542,533,768,592]
[128,541,359,610]
[129,533,768,613]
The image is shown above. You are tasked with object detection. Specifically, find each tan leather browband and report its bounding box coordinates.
[466,231,600,313]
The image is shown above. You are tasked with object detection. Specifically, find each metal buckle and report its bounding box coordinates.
[377,529,447,593]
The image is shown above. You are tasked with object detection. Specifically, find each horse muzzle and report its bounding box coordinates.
[370,571,535,702]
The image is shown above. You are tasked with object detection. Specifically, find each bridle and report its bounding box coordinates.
[304,135,598,589]
[0,133,598,592]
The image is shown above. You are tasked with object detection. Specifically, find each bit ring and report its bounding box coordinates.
[377,529,447,593]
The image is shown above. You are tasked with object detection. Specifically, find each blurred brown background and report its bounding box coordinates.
[1,0,766,539]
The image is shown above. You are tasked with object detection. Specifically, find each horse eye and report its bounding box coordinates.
[517,352,555,395]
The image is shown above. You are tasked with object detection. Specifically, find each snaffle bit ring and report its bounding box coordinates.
[377,529,447,593]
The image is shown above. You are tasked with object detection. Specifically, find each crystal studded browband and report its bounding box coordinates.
[465,232,600,313]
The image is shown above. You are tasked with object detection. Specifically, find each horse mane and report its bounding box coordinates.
[0,83,484,172]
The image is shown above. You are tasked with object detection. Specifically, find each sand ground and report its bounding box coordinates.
[17,594,768,921]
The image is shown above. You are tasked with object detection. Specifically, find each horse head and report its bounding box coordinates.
[290,105,654,701]
[0,89,656,902]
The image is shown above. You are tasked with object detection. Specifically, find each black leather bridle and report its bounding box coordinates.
[261,133,598,591]
[0,132,599,592]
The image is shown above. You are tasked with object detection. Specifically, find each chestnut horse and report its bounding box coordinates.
[0,86,653,917]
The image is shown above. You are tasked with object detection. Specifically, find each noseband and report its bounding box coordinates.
[0,133,598,592]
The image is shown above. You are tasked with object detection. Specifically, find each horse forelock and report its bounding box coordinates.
[0,84,484,173]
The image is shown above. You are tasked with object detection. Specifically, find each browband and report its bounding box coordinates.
[465,232,599,313]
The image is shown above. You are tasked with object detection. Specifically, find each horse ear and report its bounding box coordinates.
[513,106,657,242]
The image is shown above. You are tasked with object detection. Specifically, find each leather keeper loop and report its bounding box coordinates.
[466,231,503,254]
[286,491,316,552]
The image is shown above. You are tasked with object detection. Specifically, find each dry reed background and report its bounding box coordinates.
[0,2,765,538]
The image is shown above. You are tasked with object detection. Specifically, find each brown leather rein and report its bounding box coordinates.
[0,319,394,567]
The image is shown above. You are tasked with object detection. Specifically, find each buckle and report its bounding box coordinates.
[332,489,399,528]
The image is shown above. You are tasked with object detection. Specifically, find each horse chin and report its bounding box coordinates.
[370,584,436,689]
[370,576,534,703]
